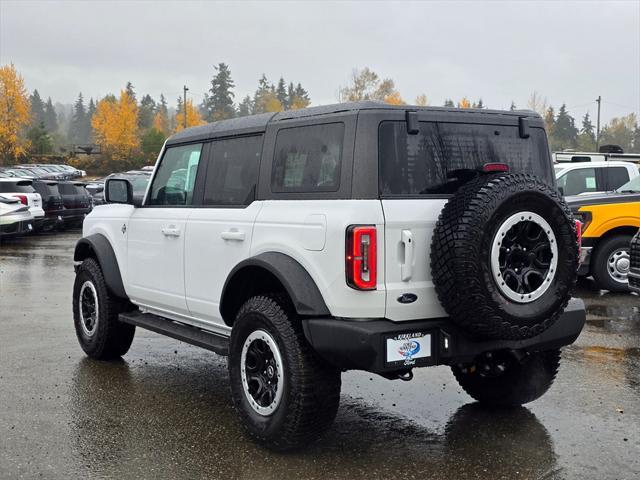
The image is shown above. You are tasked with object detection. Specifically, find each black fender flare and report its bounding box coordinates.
[74,234,127,299]
[220,252,330,322]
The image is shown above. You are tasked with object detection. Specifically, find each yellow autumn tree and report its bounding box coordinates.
[152,110,170,135]
[0,64,31,164]
[384,91,406,105]
[174,99,206,133]
[458,97,471,109]
[92,90,139,165]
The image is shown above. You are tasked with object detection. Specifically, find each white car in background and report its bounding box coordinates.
[0,179,45,228]
[0,195,34,237]
[554,161,639,196]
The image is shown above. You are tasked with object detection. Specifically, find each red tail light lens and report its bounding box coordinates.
[346,225,377,290]
[575,219,582,261]
[14,195,28,205]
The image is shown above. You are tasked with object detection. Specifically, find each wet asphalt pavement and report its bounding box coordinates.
[1,232,639,480]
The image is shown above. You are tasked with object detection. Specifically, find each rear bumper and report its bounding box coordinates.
[302,298,586,374]
[0,219,34,236]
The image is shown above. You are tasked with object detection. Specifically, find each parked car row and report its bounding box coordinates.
[0,178,92,238]
[0,164,86,181]
[558,164,640,292]
[0,167,152,240]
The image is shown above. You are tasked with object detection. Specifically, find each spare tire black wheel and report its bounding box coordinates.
[430,173,578,340]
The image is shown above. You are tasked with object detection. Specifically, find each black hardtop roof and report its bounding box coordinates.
[166,101,541,146]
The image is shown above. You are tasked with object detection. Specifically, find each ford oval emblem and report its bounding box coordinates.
[397,293,418,304]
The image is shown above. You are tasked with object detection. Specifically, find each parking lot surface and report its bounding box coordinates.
[1,232,639,479]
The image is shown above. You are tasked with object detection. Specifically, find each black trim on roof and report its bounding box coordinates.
[165,101,542,145]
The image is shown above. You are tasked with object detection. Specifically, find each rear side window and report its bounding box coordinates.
[557,168,597,196]
[271,123,344,193]
[379,122,553,195]
[0,182,35,193]
[148,143,203,206]
[203,135,262,206]
[606,167,630,190]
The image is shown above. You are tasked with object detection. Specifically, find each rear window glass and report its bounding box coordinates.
[271,123,344,193]
[379,122,553,195]
[58,183,77,195]
[0,182,35,193]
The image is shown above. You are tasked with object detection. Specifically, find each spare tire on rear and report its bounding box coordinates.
[430,173,578,340]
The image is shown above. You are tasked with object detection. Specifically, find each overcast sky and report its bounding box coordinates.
[1,0,639,123]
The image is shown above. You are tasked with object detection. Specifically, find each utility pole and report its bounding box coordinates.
[183,85,189,129]
[595,95,601,151]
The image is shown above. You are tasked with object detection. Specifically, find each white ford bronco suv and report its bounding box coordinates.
[72,102,585,450]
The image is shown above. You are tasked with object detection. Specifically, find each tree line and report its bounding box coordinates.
[1,64,639,174]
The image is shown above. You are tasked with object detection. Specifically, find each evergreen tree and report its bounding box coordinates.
[253,74,276,114]
[276,77,288,109]
[291,83,311,109]
[30,89,46,126]
[443,99,455,107]
[287,82,295,107]
[475,98,484,109]
[509,101,516,111]
[139,94,157,130]
[554,104,578,150]
[27,121,53,154]
[44,98,58,133]
[576,112,596,151]
[125,82,136,103]
[206,63,236,121]
[237,95,253,117]
[69,93,88,144]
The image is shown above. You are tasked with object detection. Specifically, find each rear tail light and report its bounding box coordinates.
[575,219,582,262]
[346,225,377,290]
[14,195,28,205]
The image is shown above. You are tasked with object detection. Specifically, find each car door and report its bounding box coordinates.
[184,135,264,329]
[126,142,204,317]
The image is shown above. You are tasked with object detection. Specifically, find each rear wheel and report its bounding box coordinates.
[591,235,632,292]
[72,258,136,359]
[228,295,341,451]
[452,349,561,407]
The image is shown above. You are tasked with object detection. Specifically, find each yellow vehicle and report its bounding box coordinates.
[567,176,640,292]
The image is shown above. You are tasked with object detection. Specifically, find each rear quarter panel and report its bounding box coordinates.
[252,200,386,318]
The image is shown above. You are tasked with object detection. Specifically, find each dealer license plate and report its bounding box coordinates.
[386,332,431,366]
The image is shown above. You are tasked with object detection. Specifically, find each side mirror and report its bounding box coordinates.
[105,178,134,205]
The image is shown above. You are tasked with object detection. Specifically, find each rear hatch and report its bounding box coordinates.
[58,182,91,210]
[0,180,42,211]
[32,181,64,213]
[378,118,554,321]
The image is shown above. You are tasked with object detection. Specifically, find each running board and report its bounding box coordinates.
[119,310,229,356]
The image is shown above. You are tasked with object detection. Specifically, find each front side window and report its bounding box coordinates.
[379,121,553,195]
[147,143,202,206]
[203,135,263,206]
[557,168,597,196]
[272,123,344,193]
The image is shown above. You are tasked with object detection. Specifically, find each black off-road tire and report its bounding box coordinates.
[430,173,578,340]
[452,349,561,407]
[228,295,341,451]
[72,258,136,359]
[591,235,632,293]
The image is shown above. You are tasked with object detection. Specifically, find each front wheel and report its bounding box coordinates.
[228,295,341,451]
[452,349,561,407]
[72,258,136,359]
